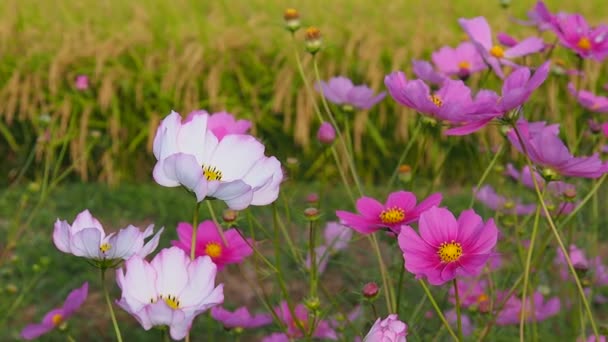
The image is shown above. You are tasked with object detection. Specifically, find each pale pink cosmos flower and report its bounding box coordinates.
[581,336,607,342]
[262,333,290,342]
[445,309,473,336]
[568,83,608,113]
[506,164,577,199]
[75,75,89,90]
[336,191,442,235]
[474,185,537,216]
[172,221,253,270]
[459,17,544,77]
[274,301,337,340]
[21,282,88,340]
[411,60,447,85]
[507,119,608,178]
[398,206,498,285]
[116,247,224,340]
[495,291,560,325]
[305,222,352,274]
[550,13,608,61]
[315,76,386,110]
[53,210,163,265]
[211,306,272,329]
[432,42,487,80]
[554,244,589,280]
[153,111,283,209]
[513,1,563,32]
[317,122,336,144]
[363,314,408,342]
[186,110,252,141]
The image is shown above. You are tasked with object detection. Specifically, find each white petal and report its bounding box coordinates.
[207,135,266,181]
[162,154,208,200]
[70,228,103,258]
[105,225,144,260]
[177,112,208,164]
[53,219,72,253]
[71,209,105,235]
[209,180,253,210]
[151,247,189,296]
[192,284,224,316]
[153,160,181,187]
[245,157,283,205]
[179,256,218,307]
[153,111,182,160]
[138,226,164,258]
[117,255,158,311]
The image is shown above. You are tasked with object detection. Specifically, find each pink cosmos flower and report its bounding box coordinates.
[75,75,89,90]
[317,122,336,144]
[274,301,337,340]
[497,32,519,48]
[551,13,608,61]
[495,291,560,325]
[315,76,386,110]
[53,210,163,264]
[211,306,273,329]
[445,309,473,336]
[398,206,498,285]
[432,42,487,80]
[568,83,608,113]
[506,164,577,199]
[507,119,608,178]
[153,111,283,209]
[581,336,607,342]
[459,17,544,77]
[514,1,562,32]
[186,111,251,141]
[336,191,442,235]
[384,73,473,123]
[305,222,352,274]
[116,247,224,340]
[475,185,537,216]
[363,314,408,342]
[172,221,253,270]
[448,277,490,310]
[554,244,589,280]
[446,62,550,136]
[411,60,447,85]
[262,333,290,342]
[21,282,88,340]
[305,245,330,274]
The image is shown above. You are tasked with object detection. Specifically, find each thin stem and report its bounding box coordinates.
[101,269,123,342]
[67,335,76,342]
[453,279,464,341]
[418,280,459,341]
[308,219,318,298]
[396,261,406,316]
[469,144,504,208]
[519,202,542,341]
[387,119,422,191]
[190,202,200,260]
[205,201,227,244]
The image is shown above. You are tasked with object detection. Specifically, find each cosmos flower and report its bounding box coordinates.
[53,210,163,266]
[21,282,88,340]
[411,60,447,85]
[445,309,473,336]
[274,301,337,340]
[153,111,283,209]
[363,314,408,342]
[116,247,224,340]
[186,111,251,141]
[554,244,589,280]
[495,291,560,325]
[459,17,544,77]
[262,333,290,342]
[513,1,562,31]
[568,83,608,113]
[172,221,253,270]
[550,13,608,60]
[75,75,89,90]
[211,306,273,329]
[448,277,490,310]
[398,206,498,285]
[507,119,608,178]
[336,191,442,235]
[474,185,537,216]
[315,76,386,110]
[317,122,336,144]
[431,42,487,80]
[305,222,352,274]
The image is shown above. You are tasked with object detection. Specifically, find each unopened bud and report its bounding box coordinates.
[222,209,238,223]
[398,165,412,183]
[317,122,336,144]
[284,8,301,33]
[541,168,559,182]
[563,188,577,200]
[304,207,320,220]
[304,27,322,55]
[306,193,319,204]
[304,296,321,311]
[362,282,379,299]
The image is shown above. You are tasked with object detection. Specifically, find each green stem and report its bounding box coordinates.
[387,119,422,191]
[519,202,542,341]
[418,280,459,341]
[453,279,464,341]
[101,269,123,342]
[308,219,318,298]
[190,202,200,260]
[396,261,405,316]
[469,144,504,208]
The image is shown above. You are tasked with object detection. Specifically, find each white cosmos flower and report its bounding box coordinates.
[52,210,163,265]
[152,110,283,210]
[116,247,224,340]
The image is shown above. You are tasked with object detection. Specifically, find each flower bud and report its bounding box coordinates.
[304,27,322,55]
[306,193,319,204]
[317,122,336,144]
[563,188,577,200]
[222,209,238,223]
[304,207,320,220]
[283,8,301,33]
[304,296,321,311]
[398,165,412,183]
[362,282,379,299]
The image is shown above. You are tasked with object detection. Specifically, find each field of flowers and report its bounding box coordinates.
[1,0,608,341]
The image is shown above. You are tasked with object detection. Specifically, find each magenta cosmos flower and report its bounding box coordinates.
[550,13,608,61]
[507,119,608,178]
[315,76,386,110]
[459,17,544,77]
[211,306,272,329]
[262,333,290,342]
[363,314,408,342]
[53,210,162,265]
[172,221,253,270]
[448,277,490,310]
[274,301,337,340]
[554,244,589,280]
[116,247,224,340]
[495,291,560,325]
[336,191,442,235]
[514,1,563,32]
[384,73,474,123]
[568,83,608,113]
[398,206,498,285]
[75,75,89,90]
[432,42,487,79]
[21,282,88,340]
[317,121,336,144]
[153,111,283,209]
[186,110,251,141]
[475,185,537,216]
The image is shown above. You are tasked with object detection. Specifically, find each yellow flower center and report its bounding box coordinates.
[160,294,180,310]
[205,242,222,258]
[489,45,505,58]
[577,37,591,51]
[429,94,443,107]
[202,165,223,181]
[51,313,63,326]
[458,60,471,70]
[477,293,489,303]
[437,241,463,263]
[379,207,405,225]
[99,243,112,253]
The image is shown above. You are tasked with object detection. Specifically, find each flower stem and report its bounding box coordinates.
[387,119,423,191]
[453,279,464,341]
[396,261,405,316]
[190,202,201,260]
[308,219,318,298]
[418,279,459,341]
[101,269,123,342]
[519,202,542,341]
[468,143,504,208]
